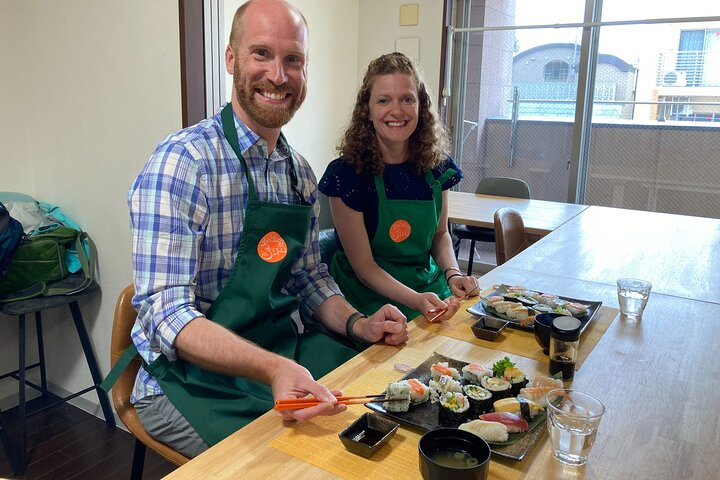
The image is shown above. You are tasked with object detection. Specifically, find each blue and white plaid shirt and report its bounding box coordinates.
[128,105,341,402]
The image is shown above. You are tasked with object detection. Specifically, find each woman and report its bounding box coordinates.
[319,52,478,322]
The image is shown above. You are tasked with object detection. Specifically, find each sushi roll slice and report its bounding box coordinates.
[438,392,470,427]
[481,376,513,400]
[503,367,528,396]
[462,363,492,385]
[385,380,411,412]
[463,384,493,416]
[429,374,463,403]
[406,378,430,405]
[430,362,461,381]
[459,420,509,443]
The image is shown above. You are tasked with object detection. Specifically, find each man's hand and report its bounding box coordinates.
[353,304,408,345]
[270,358,347,422]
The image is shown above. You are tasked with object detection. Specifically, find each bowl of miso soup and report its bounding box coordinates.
[418,428,491,480]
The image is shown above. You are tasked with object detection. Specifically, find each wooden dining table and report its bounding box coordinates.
[163,205,720,479]
[447,191,589,236]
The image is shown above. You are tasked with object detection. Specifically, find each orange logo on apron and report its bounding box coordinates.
[389,219,411,243]
[257,231,288,263]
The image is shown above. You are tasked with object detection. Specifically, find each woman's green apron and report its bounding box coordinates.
[103,104,358,446]
[330,167,456,320]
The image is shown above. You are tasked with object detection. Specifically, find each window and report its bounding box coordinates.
[544,60,569,82]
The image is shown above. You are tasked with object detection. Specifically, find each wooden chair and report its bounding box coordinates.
[110,284,189,479]
[493,207,529,265]
[452,177,530,275]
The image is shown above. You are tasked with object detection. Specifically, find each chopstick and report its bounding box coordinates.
[427,285,481,324]
[273,394,391,411]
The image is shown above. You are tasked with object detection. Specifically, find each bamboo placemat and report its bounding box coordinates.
[271,347,524,480]
[419,299,618,369]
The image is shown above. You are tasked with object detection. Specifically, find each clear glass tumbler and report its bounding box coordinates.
[546,389,605,466]
[616,278,652,320]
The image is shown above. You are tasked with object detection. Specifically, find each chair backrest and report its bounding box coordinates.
[318,228,338,266]
[317,193,334,230]
[494,207,529,265]
[475,177,530,199]
[110,284,189,466]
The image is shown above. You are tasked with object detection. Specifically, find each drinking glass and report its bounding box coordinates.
[616,278,652,320]
[546,389,605,466]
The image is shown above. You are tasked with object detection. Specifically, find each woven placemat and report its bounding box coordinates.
[271,348,525,480]
[419,300,618,369]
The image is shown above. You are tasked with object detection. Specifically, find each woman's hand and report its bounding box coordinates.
[448,274,479,299]
[417,292,461,322]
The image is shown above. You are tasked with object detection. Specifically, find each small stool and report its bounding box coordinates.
[0,275,115,474]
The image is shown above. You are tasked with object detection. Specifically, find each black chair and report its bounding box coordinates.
[0,274,115,474]
[452,177,530,275]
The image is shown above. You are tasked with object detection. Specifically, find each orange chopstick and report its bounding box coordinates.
[428,285,480,323]
[273,395,386,411]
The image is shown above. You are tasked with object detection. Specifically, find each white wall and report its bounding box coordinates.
[358,0,445,105]
[223,0,360,176]
[0,0,181,412]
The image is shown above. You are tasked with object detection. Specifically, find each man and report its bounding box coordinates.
[124,0,408,458]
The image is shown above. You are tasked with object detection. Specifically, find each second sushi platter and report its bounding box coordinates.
[366,352,552,461]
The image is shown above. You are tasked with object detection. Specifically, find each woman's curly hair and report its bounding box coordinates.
[337,52,450,175]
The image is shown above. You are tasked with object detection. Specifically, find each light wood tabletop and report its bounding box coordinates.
[504,205,720,304]
[163,266,720,479]
[163,206,720,480]
[447,191,589,236]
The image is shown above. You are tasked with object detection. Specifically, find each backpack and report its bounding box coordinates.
[0,222,97,303]
[0,201,24,274]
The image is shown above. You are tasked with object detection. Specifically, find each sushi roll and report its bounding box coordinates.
[429,374,463,403]
[406,378,430,405]
[438,392,470,427]
[463,384,493,416]
[430,362,461,381]
[385,380,411,412]
[480,376,513,400]
[462,363,492,385]
[459,420,509,443]
[493,397,544,421]
[503,366,528,396]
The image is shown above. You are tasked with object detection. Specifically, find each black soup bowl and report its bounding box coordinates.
[418,428,491,480]
[534,312,564,355]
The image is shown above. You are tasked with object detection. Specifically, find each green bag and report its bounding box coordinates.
[0,226,96,302]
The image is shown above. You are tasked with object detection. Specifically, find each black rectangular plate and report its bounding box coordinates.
[366,353,546,461]
[467,284,602,333]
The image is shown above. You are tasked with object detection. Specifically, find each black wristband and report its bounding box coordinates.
[345,311,367,342]
[446,273,463,283]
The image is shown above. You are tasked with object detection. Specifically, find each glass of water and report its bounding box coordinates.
[546,389,605,466]
[616,278,652,320]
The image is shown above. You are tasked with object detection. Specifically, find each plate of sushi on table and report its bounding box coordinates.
[467,284,602,333]
[366,353,564,461]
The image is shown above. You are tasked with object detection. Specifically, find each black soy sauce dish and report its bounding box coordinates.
[471,315,509,341]
[338,412,399,458]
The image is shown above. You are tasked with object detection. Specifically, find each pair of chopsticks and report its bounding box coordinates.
[427,285,480,323]
[274,394,390,411]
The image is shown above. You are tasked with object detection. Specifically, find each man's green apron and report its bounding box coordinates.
[330,168,456,320]
[103,104,358,446]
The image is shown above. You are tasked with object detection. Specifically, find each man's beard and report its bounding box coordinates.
[233,61,306,129]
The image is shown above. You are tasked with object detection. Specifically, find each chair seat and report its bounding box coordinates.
[452,224,495,243]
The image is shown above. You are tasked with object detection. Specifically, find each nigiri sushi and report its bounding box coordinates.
[565,302,589,316]
[493,397,544,420]
[479,412,529,433]
[459,419,509,443]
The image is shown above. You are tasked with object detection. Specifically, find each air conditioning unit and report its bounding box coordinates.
[662,70,687,87]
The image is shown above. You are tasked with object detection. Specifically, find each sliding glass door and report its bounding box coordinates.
[445,0,720,217]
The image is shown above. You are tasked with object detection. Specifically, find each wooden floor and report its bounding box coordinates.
[0,396,176,480]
